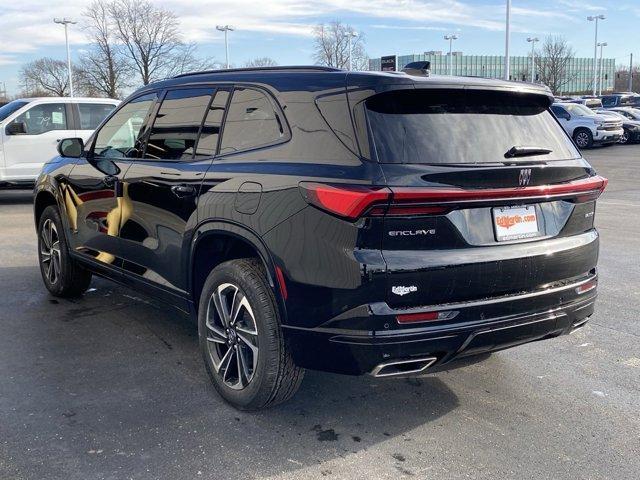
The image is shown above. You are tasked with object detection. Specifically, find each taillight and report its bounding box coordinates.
[389,175,608,204]
[298,182,391,220]
[299,176,608,221]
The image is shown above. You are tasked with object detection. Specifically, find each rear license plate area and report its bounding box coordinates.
[492,205,541,242]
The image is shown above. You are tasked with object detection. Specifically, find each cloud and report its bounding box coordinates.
[0,0,601,56]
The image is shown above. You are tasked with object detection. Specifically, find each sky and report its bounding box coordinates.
[1,0,639,96]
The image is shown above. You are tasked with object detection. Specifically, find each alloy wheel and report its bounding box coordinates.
[575,132,590,148]
[620,131,629,144]
[40,219,61,286]
[205,283,259,390]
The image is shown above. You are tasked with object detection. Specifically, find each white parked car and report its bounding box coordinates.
[550,102,623,149]
[0,97,119,187]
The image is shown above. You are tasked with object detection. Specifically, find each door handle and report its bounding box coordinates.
[171,184,196,197]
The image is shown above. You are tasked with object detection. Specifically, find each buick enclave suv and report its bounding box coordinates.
[34,66,606,410]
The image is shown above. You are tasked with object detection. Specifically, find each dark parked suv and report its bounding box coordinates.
[34,66,607,410]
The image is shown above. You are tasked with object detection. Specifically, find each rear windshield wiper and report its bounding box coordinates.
[504,146,553,158]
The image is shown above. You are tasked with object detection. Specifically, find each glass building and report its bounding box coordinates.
[369,53,615,94]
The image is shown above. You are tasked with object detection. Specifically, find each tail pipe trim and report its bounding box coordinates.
[370,356,438,378]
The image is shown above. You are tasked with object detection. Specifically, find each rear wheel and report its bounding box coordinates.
[37,206,92,297]
[573,129,593,149]
[198,258,304,410]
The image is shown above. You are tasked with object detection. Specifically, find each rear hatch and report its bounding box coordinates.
[363,88,605,309]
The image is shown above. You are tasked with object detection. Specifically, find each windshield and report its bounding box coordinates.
[366,89,579,164]
[0,100,29,122]
[563,103,596,117]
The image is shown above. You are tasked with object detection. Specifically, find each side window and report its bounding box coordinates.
[13,103,68,134]
[78,103,117,130]
[220,87,284,155]
[94,93,157,158]
[551,106,567,119]
[144,88,215,160]
[194,89,230,158]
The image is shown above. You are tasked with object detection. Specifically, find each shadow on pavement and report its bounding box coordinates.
[0,272,461,479]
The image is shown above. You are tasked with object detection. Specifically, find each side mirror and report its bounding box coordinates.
[6,121,27,135]
[57,138,84,158]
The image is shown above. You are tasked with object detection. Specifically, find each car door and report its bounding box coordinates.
[3,101,76,181]
[118,87,229,297]
[63,93,158,272]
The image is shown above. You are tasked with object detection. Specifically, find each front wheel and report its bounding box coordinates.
[573,129,593,149]
[198,258,304,410]
[37,206,92,297]
[620,129,631,144]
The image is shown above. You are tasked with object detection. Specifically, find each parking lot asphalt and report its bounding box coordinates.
[1,146,639,480]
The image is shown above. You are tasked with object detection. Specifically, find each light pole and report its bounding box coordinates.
[597,42,607,95]
[504,0,511,80]
[216,25,235,69]
[444,34,459,76]
[344,31,358,71]
[526,37,539,83]
[53,18,77,97]
[587,14,605,96]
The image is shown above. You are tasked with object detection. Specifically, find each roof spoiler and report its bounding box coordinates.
[402,61,431,77]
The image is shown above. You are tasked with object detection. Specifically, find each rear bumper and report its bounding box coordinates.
[283,276,597,375]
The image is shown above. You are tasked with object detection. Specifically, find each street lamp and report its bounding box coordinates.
[504,0,511,80]
[344,31,358,71]
[587,14,605,96]
[216,25,235,69]
[527,37,539,83]
[53,18,77,97]
[444,34,459,76]
[597,42,608,95]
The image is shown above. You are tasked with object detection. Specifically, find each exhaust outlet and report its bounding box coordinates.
[370,356,438,378]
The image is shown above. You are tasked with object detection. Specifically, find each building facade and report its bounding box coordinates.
[369,53,616,94]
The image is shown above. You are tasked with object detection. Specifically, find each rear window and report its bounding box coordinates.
[366,89,579,164]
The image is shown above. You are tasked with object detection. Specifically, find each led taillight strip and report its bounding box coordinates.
[299,176,607,220]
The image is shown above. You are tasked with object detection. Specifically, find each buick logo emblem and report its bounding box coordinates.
[518,168,532,187]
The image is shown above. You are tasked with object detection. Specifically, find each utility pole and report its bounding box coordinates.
[630,53,634,92]
[527,37,539,83]
[597,42,607,95]
[216,25,235,69]
[504,0,511,80]
[344,31,358,71]
[444,34,459,75]
[587,14,605,96]
[54,18,77,97]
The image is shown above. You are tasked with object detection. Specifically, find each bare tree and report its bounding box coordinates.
[313,21,368,70]
[615,65,640,92]
[20,58,72,96]
[76,0,131,98]
[108,0,210,85]
[244,57,278,68]
[535,36,577,95]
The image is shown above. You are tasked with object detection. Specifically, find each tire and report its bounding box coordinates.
[573,129,593,149]
[198,258,304,410]
[620,129,631,144]
[37,205,92,297]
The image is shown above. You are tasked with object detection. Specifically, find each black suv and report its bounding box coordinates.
[34,66,606,410]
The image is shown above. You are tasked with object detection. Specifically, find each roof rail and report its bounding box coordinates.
[173,65,343,78]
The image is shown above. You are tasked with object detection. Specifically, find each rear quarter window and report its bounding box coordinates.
[78,103,117,130]
[366,89,580,164]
